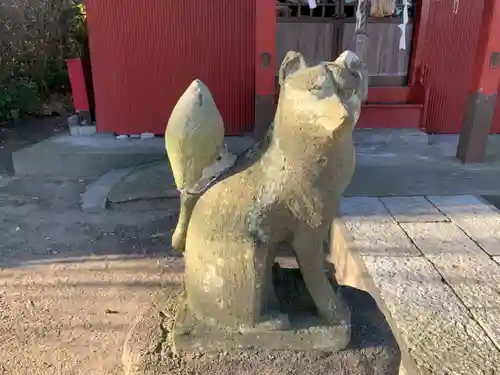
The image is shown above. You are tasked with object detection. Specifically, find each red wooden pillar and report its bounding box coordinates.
[66,58,91,113]
[254,0,276,140]
[457,0,500,163]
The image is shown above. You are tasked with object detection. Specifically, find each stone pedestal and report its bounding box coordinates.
[173,266,350,353]
[123,268,401,375]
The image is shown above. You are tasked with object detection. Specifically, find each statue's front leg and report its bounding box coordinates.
[172,192,199,252]
[292,229,350,325]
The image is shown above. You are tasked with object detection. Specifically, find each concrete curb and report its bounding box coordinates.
[87,136,257,208]
[12,133,165,178]
[80,168,135,213]
[106,160,180,204]
[329,219,412,375]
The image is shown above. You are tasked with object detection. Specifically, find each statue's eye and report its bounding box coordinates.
[309,75,327,93]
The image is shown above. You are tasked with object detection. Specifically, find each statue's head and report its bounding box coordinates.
[276,50,367,137]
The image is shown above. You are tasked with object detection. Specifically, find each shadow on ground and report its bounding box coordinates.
[0,116,67,175]
[0,175,182,268]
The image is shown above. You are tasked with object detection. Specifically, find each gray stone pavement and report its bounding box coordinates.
[341,195,500,374]
[9,129,500,210]
[80,130,500,210]
[11,133,255,178]
[348,130,500,197]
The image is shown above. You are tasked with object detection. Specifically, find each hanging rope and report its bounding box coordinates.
[354,0,369,98]
[355,0,369,68]
[355,0,368,35]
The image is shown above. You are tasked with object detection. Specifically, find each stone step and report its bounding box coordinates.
[12,133,256,178]
[12,134,165,178]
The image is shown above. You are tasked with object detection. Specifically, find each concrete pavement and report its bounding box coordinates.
[79,130,500,212]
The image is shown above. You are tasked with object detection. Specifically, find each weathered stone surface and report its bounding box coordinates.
[400,221,490,258]
[334,203,500,375]
[362,255,500,375]
[470,308,500,350]
[166,51,367,340]
[108,161,178,203]
[341,197,393,222]
[165,81,241,253]
[81,168,133,212]
[495,256,500,266]
[173,267,351,353]
[380,196,448,223]
[341,197,421,256]
[427,195,500,255]
[165,79,225,190]
[344,220,419,257]
[402,222,500,310]
[123,285,401,375]
[432,255,500,309]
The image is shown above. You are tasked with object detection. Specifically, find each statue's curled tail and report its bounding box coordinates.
[165,79,227,251]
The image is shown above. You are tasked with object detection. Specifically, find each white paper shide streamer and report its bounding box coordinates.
[308,0,317,9]
[398,0,410,50]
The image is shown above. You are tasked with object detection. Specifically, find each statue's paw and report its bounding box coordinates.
[320,297,351,326]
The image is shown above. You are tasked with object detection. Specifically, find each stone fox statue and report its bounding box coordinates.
[165,50,367,328]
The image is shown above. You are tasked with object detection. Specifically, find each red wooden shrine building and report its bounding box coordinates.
[75,0,500,156]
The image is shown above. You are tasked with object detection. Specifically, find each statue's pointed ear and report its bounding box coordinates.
[328,50,369,102]
[278,51,306,86]
[334,51,364,72]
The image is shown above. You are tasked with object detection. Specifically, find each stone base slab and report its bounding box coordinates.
[173,293,350,354]
[173,266,351,353]
[123,277,400,375]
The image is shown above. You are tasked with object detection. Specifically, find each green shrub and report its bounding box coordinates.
[0,0,87,122]
[0,79,40,121]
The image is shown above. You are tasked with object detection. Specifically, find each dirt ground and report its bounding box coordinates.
[0,177,183,375]
[0,118,183,375]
